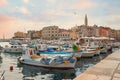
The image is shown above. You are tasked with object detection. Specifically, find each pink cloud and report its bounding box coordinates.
[22,0,29,4]
[72,0,97,9]
[19,6,30,14]
[0,14,15,22]
[0,0,8,6]
[0,14,45,39]
[0,14,16,38]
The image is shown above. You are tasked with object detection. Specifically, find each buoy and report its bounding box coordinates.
[77,46,81,51]
[29,49,33,55]
[10,66,13,71]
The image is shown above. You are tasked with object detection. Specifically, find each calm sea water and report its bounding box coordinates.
[0,42,118,80]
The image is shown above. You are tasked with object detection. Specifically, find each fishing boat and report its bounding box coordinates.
[18,48,77,69]
[3,45,23,53]
[81,46,95,57]
[35,43,82,60]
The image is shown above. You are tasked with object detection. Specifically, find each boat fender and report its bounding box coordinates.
[29,49,33,55]
[64,60,69,64]
[69,58,75,63]
[10,66,13,71]
[77,46,81,51]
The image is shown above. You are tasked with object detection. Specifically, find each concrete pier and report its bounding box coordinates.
[74,49,120,80]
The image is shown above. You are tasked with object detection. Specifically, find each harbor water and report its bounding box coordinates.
[0,42,118,80]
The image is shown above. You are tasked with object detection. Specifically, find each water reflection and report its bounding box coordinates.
[0,56,3,67]
[20,65,76,80]
[3,52,22,58]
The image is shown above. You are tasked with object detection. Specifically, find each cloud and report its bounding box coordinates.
[0,14,46,38]
[72,0,97,9]
[0,0,8,6]
[0,14,15,22]
[106,14,120,27]
[47,0,56,4]
[22,0,29,4]
[19,6,30,14]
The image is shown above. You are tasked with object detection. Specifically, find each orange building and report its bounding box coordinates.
[99,27,111,37]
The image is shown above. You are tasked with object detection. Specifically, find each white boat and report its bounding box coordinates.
[100,47,108,54]
[36,44,82,60]
[18,48,77,69]
[3,45,23,53]
[81,46,95,57]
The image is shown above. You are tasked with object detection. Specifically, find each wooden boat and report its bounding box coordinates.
[18,48,77,69]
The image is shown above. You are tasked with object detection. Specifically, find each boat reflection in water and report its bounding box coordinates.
[19,64,76,80]
[0,56,2,64]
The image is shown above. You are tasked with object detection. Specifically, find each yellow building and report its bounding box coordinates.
[70,27,79,40]
[14,31,27,38]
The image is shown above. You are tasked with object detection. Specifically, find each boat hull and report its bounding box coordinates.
[81,52,95,57]
[19,58,76,69]
[3,48,23,53]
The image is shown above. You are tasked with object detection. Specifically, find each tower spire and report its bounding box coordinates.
[85,14,88,26]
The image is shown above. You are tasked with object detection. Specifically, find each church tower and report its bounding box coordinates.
[85,14,88,26]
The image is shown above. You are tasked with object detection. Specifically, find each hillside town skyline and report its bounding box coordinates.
[13,15,120,41]
[0,0,120,38]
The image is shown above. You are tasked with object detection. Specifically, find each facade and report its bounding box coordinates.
[27,30,36,39]
[70,27,79,39]
[99,27,110,37]
[92,25,100,37]
[14,31,27,38]
[59,29,70,39]
[116,30,120,41]
[109,29,117,39]
[32,30,42,39]
[42,26,59,40]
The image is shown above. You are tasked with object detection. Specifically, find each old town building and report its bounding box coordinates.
[42,26,59,40]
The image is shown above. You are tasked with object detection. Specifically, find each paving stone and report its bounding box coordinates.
[74,49,120,80]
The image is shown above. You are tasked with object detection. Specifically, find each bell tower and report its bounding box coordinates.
[85,14,88,26]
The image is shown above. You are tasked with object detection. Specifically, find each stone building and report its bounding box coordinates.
[42,26,59,40]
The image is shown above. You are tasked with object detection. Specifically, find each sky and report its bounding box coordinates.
[0,0,120,38]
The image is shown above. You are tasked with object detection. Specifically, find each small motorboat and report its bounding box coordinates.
[18,48,77,69]
[3,45,23,53]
